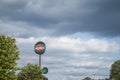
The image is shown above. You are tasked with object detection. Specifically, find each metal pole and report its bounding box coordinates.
[39,55,41,67]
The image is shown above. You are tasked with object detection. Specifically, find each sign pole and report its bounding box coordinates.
[39,54,41,67]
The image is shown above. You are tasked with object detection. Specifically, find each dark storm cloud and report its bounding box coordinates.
[55,0,120,37]
[0,0,120,37]
[0,0,59,27]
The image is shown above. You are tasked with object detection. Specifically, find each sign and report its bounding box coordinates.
[34,41,46,55]
[42,67,48,74]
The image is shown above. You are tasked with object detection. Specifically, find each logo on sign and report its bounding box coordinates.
[34,41,46,55]
[36,45,44,50]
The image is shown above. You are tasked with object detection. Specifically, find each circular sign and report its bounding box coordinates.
[34,41,46,55]
[42,67,48,74]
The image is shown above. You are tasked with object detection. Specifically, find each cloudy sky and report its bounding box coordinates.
[0,0,120,80]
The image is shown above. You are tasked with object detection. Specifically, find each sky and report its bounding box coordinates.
[0,0,120,80]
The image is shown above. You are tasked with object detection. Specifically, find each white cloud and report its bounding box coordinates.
[16,36,119,80]
[16,36,120,67]
[50,37,119,53]
[86,39,120,53]
[17,36,119,53]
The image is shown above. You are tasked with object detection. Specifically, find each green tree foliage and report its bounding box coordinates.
[0,35,20,80]
[110,60,120,80]
[83,77,92,80]
[17,63,48,80]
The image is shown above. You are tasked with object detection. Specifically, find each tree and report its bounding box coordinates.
[110,60,120,80]
[83,77,92,80]
[0,35,20,80]
[17,63,48,80]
